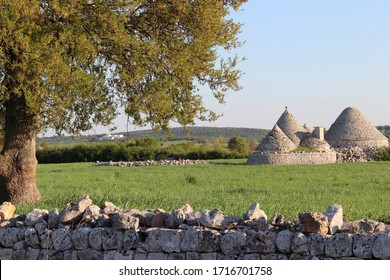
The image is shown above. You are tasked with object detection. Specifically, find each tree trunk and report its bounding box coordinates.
[0,94,41,204]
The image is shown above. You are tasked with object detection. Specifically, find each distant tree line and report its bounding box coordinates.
[36,136,253,163]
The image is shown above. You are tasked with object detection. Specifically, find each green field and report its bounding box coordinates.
[15,160,390,223]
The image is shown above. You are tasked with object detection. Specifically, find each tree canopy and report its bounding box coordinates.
[0,0,247,134]
[0,0,248,203]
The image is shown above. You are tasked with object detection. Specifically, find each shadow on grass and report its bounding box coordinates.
[210,160,248,166]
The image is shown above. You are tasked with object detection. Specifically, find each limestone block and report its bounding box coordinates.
[103,250,116,260]
[140,210,155,228]
[243,202,267,221]
[291,232,309,255]
[39,249,63,260]
[353,234,375,259]
[200,252,218,260]
[276,229,293,253]
[168,253,185,260]
[133,253,147,260]
[63,250,79,260]
[151,210,168,228]
[78,248,104,260]
[101,228,124,250]
[89,228,103,250]
[123,230,140,250]
[111,212,139,230]
[185,211,201,226]
[220,231,247,255]
[299,212,329,234]
[0,202,16,221]
[115,251,135,260]
[166,204,193,229]
[199,230,221,252]
[25,209,49,226]
[24,227,40,248]
[35,222,52,249]
[308,234,326,256]
[0,248,13,260]
[100,201,122,215]
[221,216,242,229]
[52,229,73,251]
[48,209,59,229]
[0,227,20,247]
[13,240,27,250]
[13,249,26,260]
[71,227,91,250]
[262,253,288,260]
[246,230,277,253]
[200,209,224,228]
[146,228,182,253]
[243,253,261,260]
[180,229,200,252]
[352,219,378,233]
[82,205,101,222]
[323,204,343,234]
[185,252,200,260]
[289,253,311,260]
[325,233,354,258]
[26,247,40,260]
[372,233,390,260]
[147,252,168,260]
[59,195,92,224]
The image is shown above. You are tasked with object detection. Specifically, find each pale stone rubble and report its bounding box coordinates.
[0,196,389,260]
[95,159,208,167]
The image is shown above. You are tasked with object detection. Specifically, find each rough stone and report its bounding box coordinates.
[146,228,182,253]
[24,227,40,248]
[243,253,261,260]
[200,252,218,260]
[221,216,241,229]
[123,230,140,250]
[220,231,247,255]
[0,227,20,248]
[289,253,311,260]
[35,222,52,249]
[168,252,185,260]
[64,250,79,260]
[88,227,103,250]
[114,251,135,260]
[200,209,224,228]
[13,249,26,260]
[82,205,101,221]
[101,201,123,215]
[276,229,293,253]
[71,227,91,250]
[243,202,267,221]
[147,252,168,260]
[199,230,221,252]
[299,212,329,234]
[25,209,49,226]
[353,234,375,259]
[352,219,378,233]
[59,195,93,224]
[111,212,139,230]
[52,229,73,251]
[246,230,277,253]
[140,210,155,228]
[26,247,40,260]
[308,234,326,256]
[180,228,200,252]
[48,209,59,229]
[101,228,124,250]
[185,251,200,260]
[151,210,168,228]
[291,232,309,255]
[166,204,193,229]
[39,249,63,260]
[372,233,390,259]
[0,248,13,260]
[133,253,147,260]
[323,204,343,234]
[78,248,104,260]
[325,233,354,258]
[13,240,27,250]
[262,253,288,260]
[185,211,201,226]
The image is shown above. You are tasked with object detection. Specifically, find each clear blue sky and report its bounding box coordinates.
[86,1,390,135]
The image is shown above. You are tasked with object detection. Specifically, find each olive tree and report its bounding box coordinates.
[0,0,247,203]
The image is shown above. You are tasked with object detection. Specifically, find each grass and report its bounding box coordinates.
[15,159,390,223]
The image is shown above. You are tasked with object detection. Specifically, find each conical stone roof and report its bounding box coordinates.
[325,107,389,148]
[256,124,297,152]
[276,108,307,145]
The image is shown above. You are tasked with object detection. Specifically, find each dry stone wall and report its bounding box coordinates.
[0,197,389,260]
[247,152,337,165]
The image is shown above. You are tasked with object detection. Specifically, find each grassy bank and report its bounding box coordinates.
[15,160,390,223]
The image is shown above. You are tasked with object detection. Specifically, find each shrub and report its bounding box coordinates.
[374,146,390,161]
